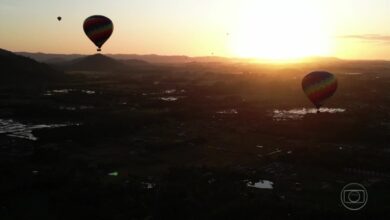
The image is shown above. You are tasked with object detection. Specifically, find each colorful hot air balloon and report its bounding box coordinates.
[83,15,113,52]
[57,16,62,21]
[302,71,338,109]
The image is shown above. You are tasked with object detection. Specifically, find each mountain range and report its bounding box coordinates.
[16,52,242,64]
[0,49,64,85]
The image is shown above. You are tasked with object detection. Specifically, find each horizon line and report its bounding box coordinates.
[7,49,390,63]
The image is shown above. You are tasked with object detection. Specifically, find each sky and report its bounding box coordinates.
[0,0,389,60]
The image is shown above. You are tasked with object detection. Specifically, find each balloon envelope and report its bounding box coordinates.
[302,71,338,108]
[83,15,113,51]
[57,16,62,21]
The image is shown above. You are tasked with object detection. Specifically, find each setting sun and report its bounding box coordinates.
[0,0,389,60]
[1,0,390,218]
[230,0,332,60]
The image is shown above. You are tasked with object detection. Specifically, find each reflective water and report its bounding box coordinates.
[0,119,79,141]
[247,180,274,189]
[143,89,186,97]
[267,149,282,156]
[81,90,96,95]
[108,172,119,177]
[160,97,181,102]
[272,108,346,121]
[142,182,155,189]
[164,89,176,94]
[44,89,96,96]
[59,106,94,111]
[216,109,238,114]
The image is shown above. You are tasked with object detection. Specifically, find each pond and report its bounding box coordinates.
[272,108,346,121]
[216,109,238,114]
[44,89,97,96]
[246,180,274,189]
[0,119,80,141]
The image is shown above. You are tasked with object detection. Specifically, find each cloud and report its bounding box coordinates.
[338,34,390,43]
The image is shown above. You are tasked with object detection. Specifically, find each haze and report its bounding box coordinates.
[0,0,389,60]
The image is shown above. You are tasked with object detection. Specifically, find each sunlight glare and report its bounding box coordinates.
[230,0,332,60]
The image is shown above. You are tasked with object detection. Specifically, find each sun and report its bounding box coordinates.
[230,0,332,60]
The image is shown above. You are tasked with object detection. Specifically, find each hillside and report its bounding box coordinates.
[66,54,127,72]
[16,52,239,64]
[0,48,64,85]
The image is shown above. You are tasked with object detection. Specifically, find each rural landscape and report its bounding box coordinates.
[1,48,389,219]
[1,0,390,219]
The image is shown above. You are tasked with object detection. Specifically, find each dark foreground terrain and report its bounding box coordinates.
[1,54,390,219]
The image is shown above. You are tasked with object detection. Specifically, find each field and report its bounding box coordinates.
[1,60,390,219]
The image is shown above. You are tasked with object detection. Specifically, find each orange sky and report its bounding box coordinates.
[0,0,389,60]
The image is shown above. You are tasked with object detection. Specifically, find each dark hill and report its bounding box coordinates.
[0,48,64,85]
[16,52,83,63]
[120,59,154,71]
[121,59,150,66]
[67,54,126,72]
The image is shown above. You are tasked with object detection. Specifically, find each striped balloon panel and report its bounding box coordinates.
[302,71,338,108]
[83,15,113,48]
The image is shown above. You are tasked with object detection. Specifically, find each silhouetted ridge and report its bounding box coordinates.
[69,54,126,71]
[0,48,15,56]
[0,48,63,85]
[121,59,150,66]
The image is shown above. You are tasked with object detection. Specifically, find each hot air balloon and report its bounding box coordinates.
[57,16,62,21]
[83,15,113,52]
[302,71,338,110]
